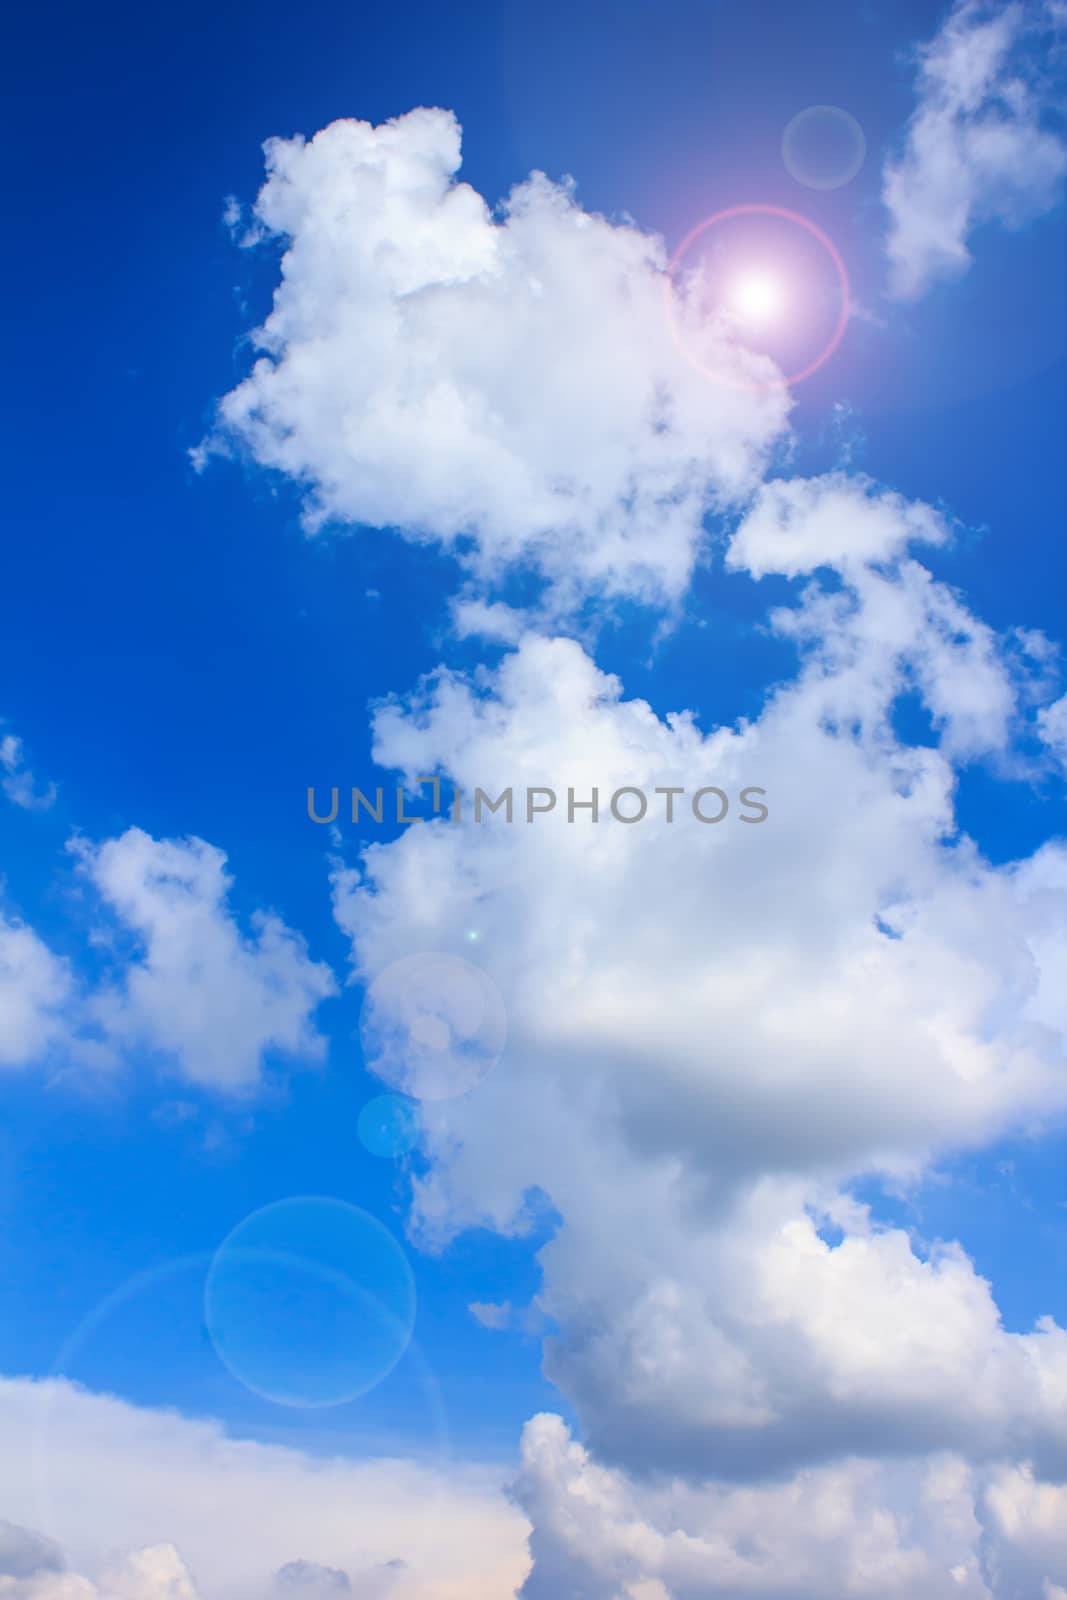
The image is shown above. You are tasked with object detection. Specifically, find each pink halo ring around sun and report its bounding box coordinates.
[664,203,851,391]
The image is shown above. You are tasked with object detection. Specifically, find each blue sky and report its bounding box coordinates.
[1,2,1066,1597]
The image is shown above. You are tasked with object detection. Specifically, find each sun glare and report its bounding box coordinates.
[728,270,785,325]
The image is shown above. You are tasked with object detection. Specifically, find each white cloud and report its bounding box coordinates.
[729,475,1028,761]
[726,471,950,579]
[325,476,1067,1578]
[981,1464,1067,1597]
[1038,691,1067,773]
[273,1562,353,1598]
[1,808,338,1091]
[0,913,71,1070]
[72,828,336,1091]
[0,1541,198,1600]
[884,0,1067,299]
[338,538,1065,1211]
[513,1413,1067,1598]
[0,1377,528,1600]
[0,732,56,812]
[5,1375,1060,1600]
[201,108,790,614]
[449,599,527,647]
[329,607,1067,1475]
[467,1301,515,1332]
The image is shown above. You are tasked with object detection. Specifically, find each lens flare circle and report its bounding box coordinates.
[31,1253,450,1549]
[782,105,866,191]
[665,203,850,390]
[204,1197,416,1408]
[359,952,507,1102]
[358,1092,420,1158]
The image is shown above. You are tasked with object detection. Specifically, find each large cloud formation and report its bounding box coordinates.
[883,0,1067,299]
[202,108,790,614]
[513,1415,1067,1599]
[329,474,1067,1594]
[0,1516,199,1600]
[0,1378,527,1600]
[7,63,1066,1595]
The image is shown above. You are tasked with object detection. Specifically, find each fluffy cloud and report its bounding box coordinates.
[0,1376,527,1600]
[274,1558,408,1599]
[331,632,1067,1477]
[883,0,1067,299]
[0,914,71,1070]
[729,473,1040,761]
[1,813,337,1090]
[71,828,336,1091]
[534,1181,1067,1483]
[338,502,1065,1221]
[981,1464,1067,1597]
[7,1389,1065,1600]
[274,1563,352,1598]
[0,731,56,813]
[202,108,790,614]
[513,1413,1067,1598]
[326,475,1067,1581]
[1038,691,1067,773]
[0,1519,199,1600]
[726,471,950,578]
[0,1542,404,1600]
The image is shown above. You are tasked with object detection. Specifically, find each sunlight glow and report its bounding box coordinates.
[728,270,786,325]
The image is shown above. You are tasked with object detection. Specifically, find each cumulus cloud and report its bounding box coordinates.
[513,1413,1067,1598]
[72,828,336,1091]
[330,612,1067,1477]
[0,1533,197,1600]
[273,1561,352,1598]
[726,471,950,578]
[0,1376,527,1600]
[325,475,1067,1581]
[338,503,1065,1212]
[0,1539,402,1600]
[0,913,71,1070]
[273,1561,407,1600]
[0,731,56,812]
[449,599,527,647]
[201,108,790,614]
[883,0,1067,299]
[730,474,1034,761]
[981,1464,1067,1597]
[1,807,337,1091]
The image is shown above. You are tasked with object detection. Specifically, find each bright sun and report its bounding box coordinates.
[727,270,785,325]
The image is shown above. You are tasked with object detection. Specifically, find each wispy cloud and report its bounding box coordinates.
[0,728,56,812]
[883,0,1067,299]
